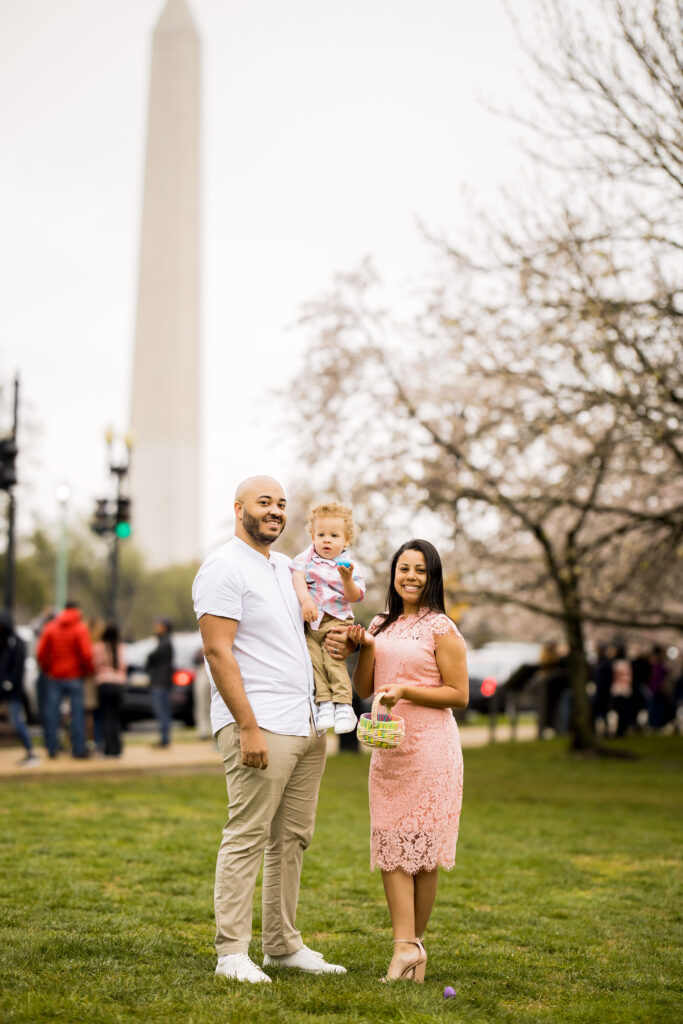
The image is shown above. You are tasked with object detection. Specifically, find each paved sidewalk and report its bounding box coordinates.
[0,722,537,780]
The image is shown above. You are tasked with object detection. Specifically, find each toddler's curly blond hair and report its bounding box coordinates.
[306,501,356,545]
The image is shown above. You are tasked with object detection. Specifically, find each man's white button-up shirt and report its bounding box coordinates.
[192,537,316,737]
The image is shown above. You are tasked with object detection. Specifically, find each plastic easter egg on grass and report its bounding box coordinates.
[443,986,457,999]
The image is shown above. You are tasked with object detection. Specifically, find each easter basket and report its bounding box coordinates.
[357,693,405,750]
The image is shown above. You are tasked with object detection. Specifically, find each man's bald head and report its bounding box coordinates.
[234,476,287,552]
[234,476,285,505]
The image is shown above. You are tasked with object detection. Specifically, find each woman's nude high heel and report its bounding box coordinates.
[380,938,427,982]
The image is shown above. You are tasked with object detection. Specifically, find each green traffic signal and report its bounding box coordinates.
[114,496,132,539]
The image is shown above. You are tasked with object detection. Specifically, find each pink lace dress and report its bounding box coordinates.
[368,611,464,874]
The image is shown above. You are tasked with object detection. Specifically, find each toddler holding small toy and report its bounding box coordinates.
[291,502,365,733]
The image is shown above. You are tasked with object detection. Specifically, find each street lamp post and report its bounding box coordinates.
[55,483,70,610]
[104,430,134,621]
[90,432,134,621]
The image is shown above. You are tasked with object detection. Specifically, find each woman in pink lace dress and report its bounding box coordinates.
[350,539,468,982]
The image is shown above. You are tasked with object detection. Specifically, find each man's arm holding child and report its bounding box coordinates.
[198,613,268,769]
[323,623,358,662]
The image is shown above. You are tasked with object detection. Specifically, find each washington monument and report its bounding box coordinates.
[129,0,200,568]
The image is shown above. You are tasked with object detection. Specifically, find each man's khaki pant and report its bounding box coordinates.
[306,614,354,704]
[214,720,326,956]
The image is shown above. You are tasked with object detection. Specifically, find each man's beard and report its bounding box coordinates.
[242,508,284,546]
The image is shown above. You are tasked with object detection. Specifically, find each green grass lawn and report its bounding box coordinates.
[1,736,681,1024]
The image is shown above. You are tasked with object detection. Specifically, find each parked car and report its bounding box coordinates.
[121,631,204,728]
[466,642,542,713]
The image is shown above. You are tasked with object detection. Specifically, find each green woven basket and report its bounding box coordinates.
[357,693,405,750]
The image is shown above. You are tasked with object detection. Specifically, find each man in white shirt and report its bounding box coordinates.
[193,476,350,984]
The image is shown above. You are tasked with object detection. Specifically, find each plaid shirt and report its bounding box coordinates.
[290,544,365,629]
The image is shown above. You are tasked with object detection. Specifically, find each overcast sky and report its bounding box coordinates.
[0,0,541,554]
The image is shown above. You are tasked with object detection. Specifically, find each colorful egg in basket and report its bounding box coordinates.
[357,692,405,749]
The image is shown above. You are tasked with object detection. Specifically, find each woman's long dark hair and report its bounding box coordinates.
[371,539,447,636]
[102,622,120,670]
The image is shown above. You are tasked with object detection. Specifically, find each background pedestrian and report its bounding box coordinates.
[146,618,174,747]
[592,642,614,736]
[0,608,39,766]
[647,645,669,731]
[630,646,651,731]
[192,647,212,740]
[37,601,94,759]
[93,622,127,757]
[610,644,633,738]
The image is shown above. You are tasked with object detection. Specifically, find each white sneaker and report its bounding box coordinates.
[215,953,272,983]
[333,704,358,734]
[18,753,40,768]
[263,944,346,974]
[316,702,335,730]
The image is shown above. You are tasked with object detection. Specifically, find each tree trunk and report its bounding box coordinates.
[564,614,595,751]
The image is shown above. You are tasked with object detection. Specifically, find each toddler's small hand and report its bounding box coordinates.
[336,562,354,580]
[302,599,318,623]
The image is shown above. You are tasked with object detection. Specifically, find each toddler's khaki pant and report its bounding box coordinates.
[306,613,353,705]
[214,719,326,956]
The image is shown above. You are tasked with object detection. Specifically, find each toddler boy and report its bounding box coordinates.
[291,502,365,733]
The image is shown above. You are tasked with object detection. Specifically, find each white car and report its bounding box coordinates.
[121,631,204,728]
[466,641,542,710]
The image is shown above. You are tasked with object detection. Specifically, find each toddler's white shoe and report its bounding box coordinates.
[316,702,335,730]
[333,704,358,734]
[215,953,271,983]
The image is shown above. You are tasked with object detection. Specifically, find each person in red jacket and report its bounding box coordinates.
[37,601,94,758]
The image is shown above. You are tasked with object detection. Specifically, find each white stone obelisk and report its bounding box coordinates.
[129,0,200,568]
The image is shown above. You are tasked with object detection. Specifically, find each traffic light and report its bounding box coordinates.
[0,437,17,491]
[91,498,113,536]
[115,497,132,539]
[91,496,132,538]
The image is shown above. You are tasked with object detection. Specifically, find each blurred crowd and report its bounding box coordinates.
[2,602,681,763]
[509,639,683,739]
[590,642,680,739]
[0,603,208,767]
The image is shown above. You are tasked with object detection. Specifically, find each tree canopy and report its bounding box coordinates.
[287,0,683,750]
